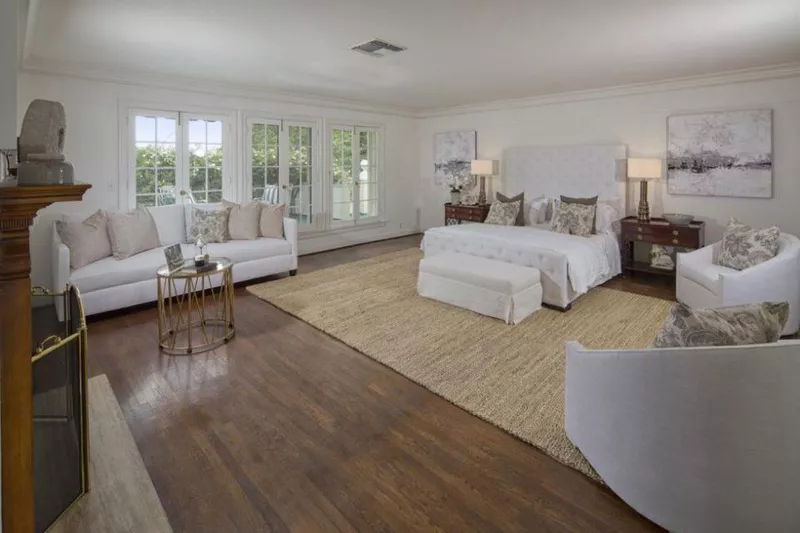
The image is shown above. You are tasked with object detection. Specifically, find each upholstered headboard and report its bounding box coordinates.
[503,144,628,215]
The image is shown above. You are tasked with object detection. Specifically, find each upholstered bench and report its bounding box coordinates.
[418,252,542,324]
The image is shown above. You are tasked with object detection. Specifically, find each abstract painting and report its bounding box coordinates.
[667,109,772,198]
[434,130,476,185]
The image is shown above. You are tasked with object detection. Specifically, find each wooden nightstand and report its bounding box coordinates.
[620,217,705,277]
[444,203,490,225]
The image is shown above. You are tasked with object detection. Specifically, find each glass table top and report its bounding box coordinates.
[157,257,232,279]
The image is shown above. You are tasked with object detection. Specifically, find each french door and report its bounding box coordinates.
[329,124,381,228]
[246,118,316,230]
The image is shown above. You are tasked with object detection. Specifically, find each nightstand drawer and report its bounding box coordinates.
[623,226,701,247]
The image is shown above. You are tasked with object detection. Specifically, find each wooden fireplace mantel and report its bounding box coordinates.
[0,182,90,533]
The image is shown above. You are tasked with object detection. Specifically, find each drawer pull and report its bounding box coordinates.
[637,227,643,232]
[672,239,679,245]
[672,230,679,236]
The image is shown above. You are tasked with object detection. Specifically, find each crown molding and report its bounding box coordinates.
[415,62,800,119]
[20,56,417,118]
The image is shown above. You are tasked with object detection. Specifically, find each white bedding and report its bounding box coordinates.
[421,223,621,307]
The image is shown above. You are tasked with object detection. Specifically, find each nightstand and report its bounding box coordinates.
[444,203,490,225]
[620,217,705,277]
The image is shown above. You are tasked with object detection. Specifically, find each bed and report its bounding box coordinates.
[421,143,627,310]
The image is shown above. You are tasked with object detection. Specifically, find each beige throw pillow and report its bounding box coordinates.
[652,302,789,348]
[222,200,261,240]
[107,208,160,260]
[56,210,112,269]
[260,203,286,238]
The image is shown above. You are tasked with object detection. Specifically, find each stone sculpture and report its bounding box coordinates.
[17,99,75,185]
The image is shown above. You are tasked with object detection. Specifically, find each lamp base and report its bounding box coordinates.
[477,175,487,206]
[637,180,650,222]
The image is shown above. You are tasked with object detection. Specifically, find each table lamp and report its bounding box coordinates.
[627,158,662,222]
[471,159,499,206]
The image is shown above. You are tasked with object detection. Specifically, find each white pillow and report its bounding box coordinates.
[56,210,112,269]
[595,202,621,234]
[528,196,549,225]
[107,208,159,260]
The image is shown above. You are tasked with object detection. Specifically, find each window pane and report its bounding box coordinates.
[358,183,377,202]
[155,145,176,167]
[136,169,155,194]
[252,167,265,189]
[266,167,279,186]
[135,143,156,167]
[267,125,279,165]
[136,195,156,208]
[189,144,205,167]
[135,116,156,142]
[207,191,222,203]
[156,118,176,142]
[253,187,264,200]
[360,200,378,219]
[208,168,222,190]
[207,121,222,144]
[190,168,206,191]
[189,120,206,144]
[289,167,300,187]
[251,123,265,147]
[207,145,222,167]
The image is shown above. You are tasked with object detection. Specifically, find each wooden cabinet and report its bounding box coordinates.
[620,216,705,277]
[444,203,490,225]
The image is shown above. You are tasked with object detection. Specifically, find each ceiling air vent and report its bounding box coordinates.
[351,38,407,58]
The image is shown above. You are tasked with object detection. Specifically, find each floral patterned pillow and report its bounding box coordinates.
[717,218,780,271]
[652,301,789,348]
[187,206,229,243]
[484,200,520,226]
[550,202,596,237]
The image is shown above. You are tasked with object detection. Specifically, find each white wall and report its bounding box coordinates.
[18,72,420,289]
[1,0,17,148]
[418,75,800,242]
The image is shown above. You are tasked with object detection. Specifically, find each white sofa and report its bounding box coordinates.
[53,203,298,316]
[566,340,800,533]
[676,233,800,336]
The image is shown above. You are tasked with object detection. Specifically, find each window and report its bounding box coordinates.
[246,118,316,229]
[330,125,381,226]
[129,110,229,208]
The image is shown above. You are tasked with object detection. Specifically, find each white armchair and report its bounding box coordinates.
[676,234,800,336]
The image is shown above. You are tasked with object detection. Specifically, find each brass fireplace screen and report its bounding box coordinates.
[31,285,89,533]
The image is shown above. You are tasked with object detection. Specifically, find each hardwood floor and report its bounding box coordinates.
[88,235,665,532]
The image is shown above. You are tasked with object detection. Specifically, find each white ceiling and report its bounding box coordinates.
[24,0,800,112]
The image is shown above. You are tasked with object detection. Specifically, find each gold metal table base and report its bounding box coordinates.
[157,259,236,355]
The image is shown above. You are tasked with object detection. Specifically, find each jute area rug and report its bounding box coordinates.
[247,249,673,480]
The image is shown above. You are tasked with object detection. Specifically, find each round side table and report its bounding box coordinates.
[156,257,235,355]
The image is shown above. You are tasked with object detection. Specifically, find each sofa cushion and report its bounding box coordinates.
[69,244,193,294]
[187,206,229,243]
[206,238,292,264]
[679,260,736,295]
[56,210,112,269]
[652,301,789,348]
[260,203,286,238]
[222,199,261,240]
[107,208,160,259]
[148,204,185,246]
[184,203,223,242]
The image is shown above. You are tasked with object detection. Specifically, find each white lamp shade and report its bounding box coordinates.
[627,158,662,180]
[471,159,498,176]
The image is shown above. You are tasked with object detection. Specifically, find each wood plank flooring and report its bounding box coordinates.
[87,235,667,532]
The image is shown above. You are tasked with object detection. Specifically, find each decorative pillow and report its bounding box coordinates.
[484,200,520,226]
[107,208,160,260]
[717,218,780,271]
[187,206,229,244]
[496,192,525,226]
[594,203,620,234]
[260,203,286,238]
[550,202,596,237]
[560,195,598,233]
[527,195,548,225]
[56,210,112,269]
[652,302,789,348]
[222,199,261,240]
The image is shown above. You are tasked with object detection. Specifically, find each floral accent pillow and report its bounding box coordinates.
[717,218,780,271]
[652,301,789,348]
[484,200,520,226]
[187,206,229,243]
[550,202,596,237]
